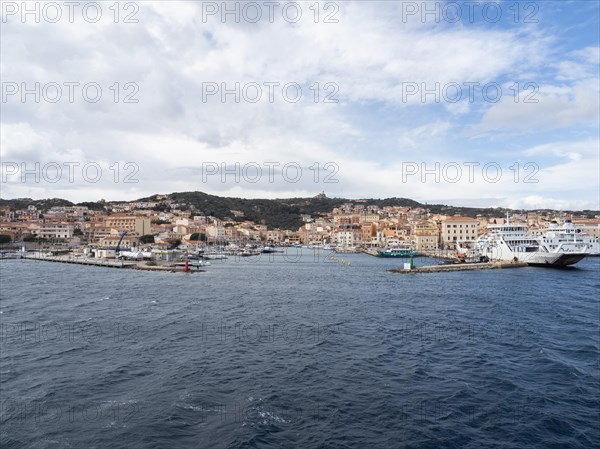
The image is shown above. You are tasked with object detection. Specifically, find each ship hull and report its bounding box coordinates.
[527,253,588,267]
[478,245,586,267]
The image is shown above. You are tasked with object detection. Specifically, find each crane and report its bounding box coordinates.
[115,231,128,254]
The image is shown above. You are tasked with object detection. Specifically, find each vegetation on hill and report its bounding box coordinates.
[1,192,597,231]
[137,192,422,229]
[0,198,73,210]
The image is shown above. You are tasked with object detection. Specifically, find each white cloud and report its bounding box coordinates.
[0,1,598,210]
[470,80,600,134]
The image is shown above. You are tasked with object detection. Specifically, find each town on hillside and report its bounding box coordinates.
[1,195,599,260]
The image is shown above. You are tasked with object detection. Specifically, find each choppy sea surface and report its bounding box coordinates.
[1,253,599,448]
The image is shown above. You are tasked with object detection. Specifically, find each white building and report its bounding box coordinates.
[336,230,354,247]
[39,224,74,239]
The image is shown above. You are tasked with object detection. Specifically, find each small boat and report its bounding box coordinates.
[261,246,284,253]
[377,245,419,258]
[239,250,260,257]
[203,253,228,260]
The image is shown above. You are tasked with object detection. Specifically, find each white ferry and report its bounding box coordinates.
[536,220,600,256]
[476,218,587,267]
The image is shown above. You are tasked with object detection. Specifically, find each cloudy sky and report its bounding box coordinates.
[1,0,599,210]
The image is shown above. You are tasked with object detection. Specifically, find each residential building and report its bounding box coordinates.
[413,222,440,252]
[39,224,74,240]
[571,219,600,238]
[441,216,479,247]
[104,214,152,236]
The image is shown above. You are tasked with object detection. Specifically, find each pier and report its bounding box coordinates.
[18,255,205,272]
[388,261,528,274]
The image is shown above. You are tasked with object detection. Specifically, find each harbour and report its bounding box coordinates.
[2,0,599,446]
[4,248,581,276]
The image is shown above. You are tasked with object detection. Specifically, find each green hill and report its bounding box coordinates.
[1,192,597,230]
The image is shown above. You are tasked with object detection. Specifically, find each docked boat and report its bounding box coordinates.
[377,245,419,258]
[476,218,587,266]
[238,249,260,257]
[334,245,358,253]
[536,220,599,256]
[0,251,21,259]
[455,241,489,263]
[175,259,211,268]
[202,252,228,260]
[261,246,284,253]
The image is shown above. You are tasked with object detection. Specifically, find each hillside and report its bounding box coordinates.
[138,192,422,229]
[1,192,598,230]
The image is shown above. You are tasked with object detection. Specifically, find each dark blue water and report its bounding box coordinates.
[1,253,599,448]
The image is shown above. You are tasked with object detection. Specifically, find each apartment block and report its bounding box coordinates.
[104,214,152,236]
[441,217,479,246]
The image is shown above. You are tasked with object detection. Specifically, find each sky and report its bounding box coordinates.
[1,0,599,210]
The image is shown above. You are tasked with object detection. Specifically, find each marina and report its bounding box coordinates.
[5,248,580,276]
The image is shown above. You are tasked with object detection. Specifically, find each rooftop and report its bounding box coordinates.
[443,216,478,222]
